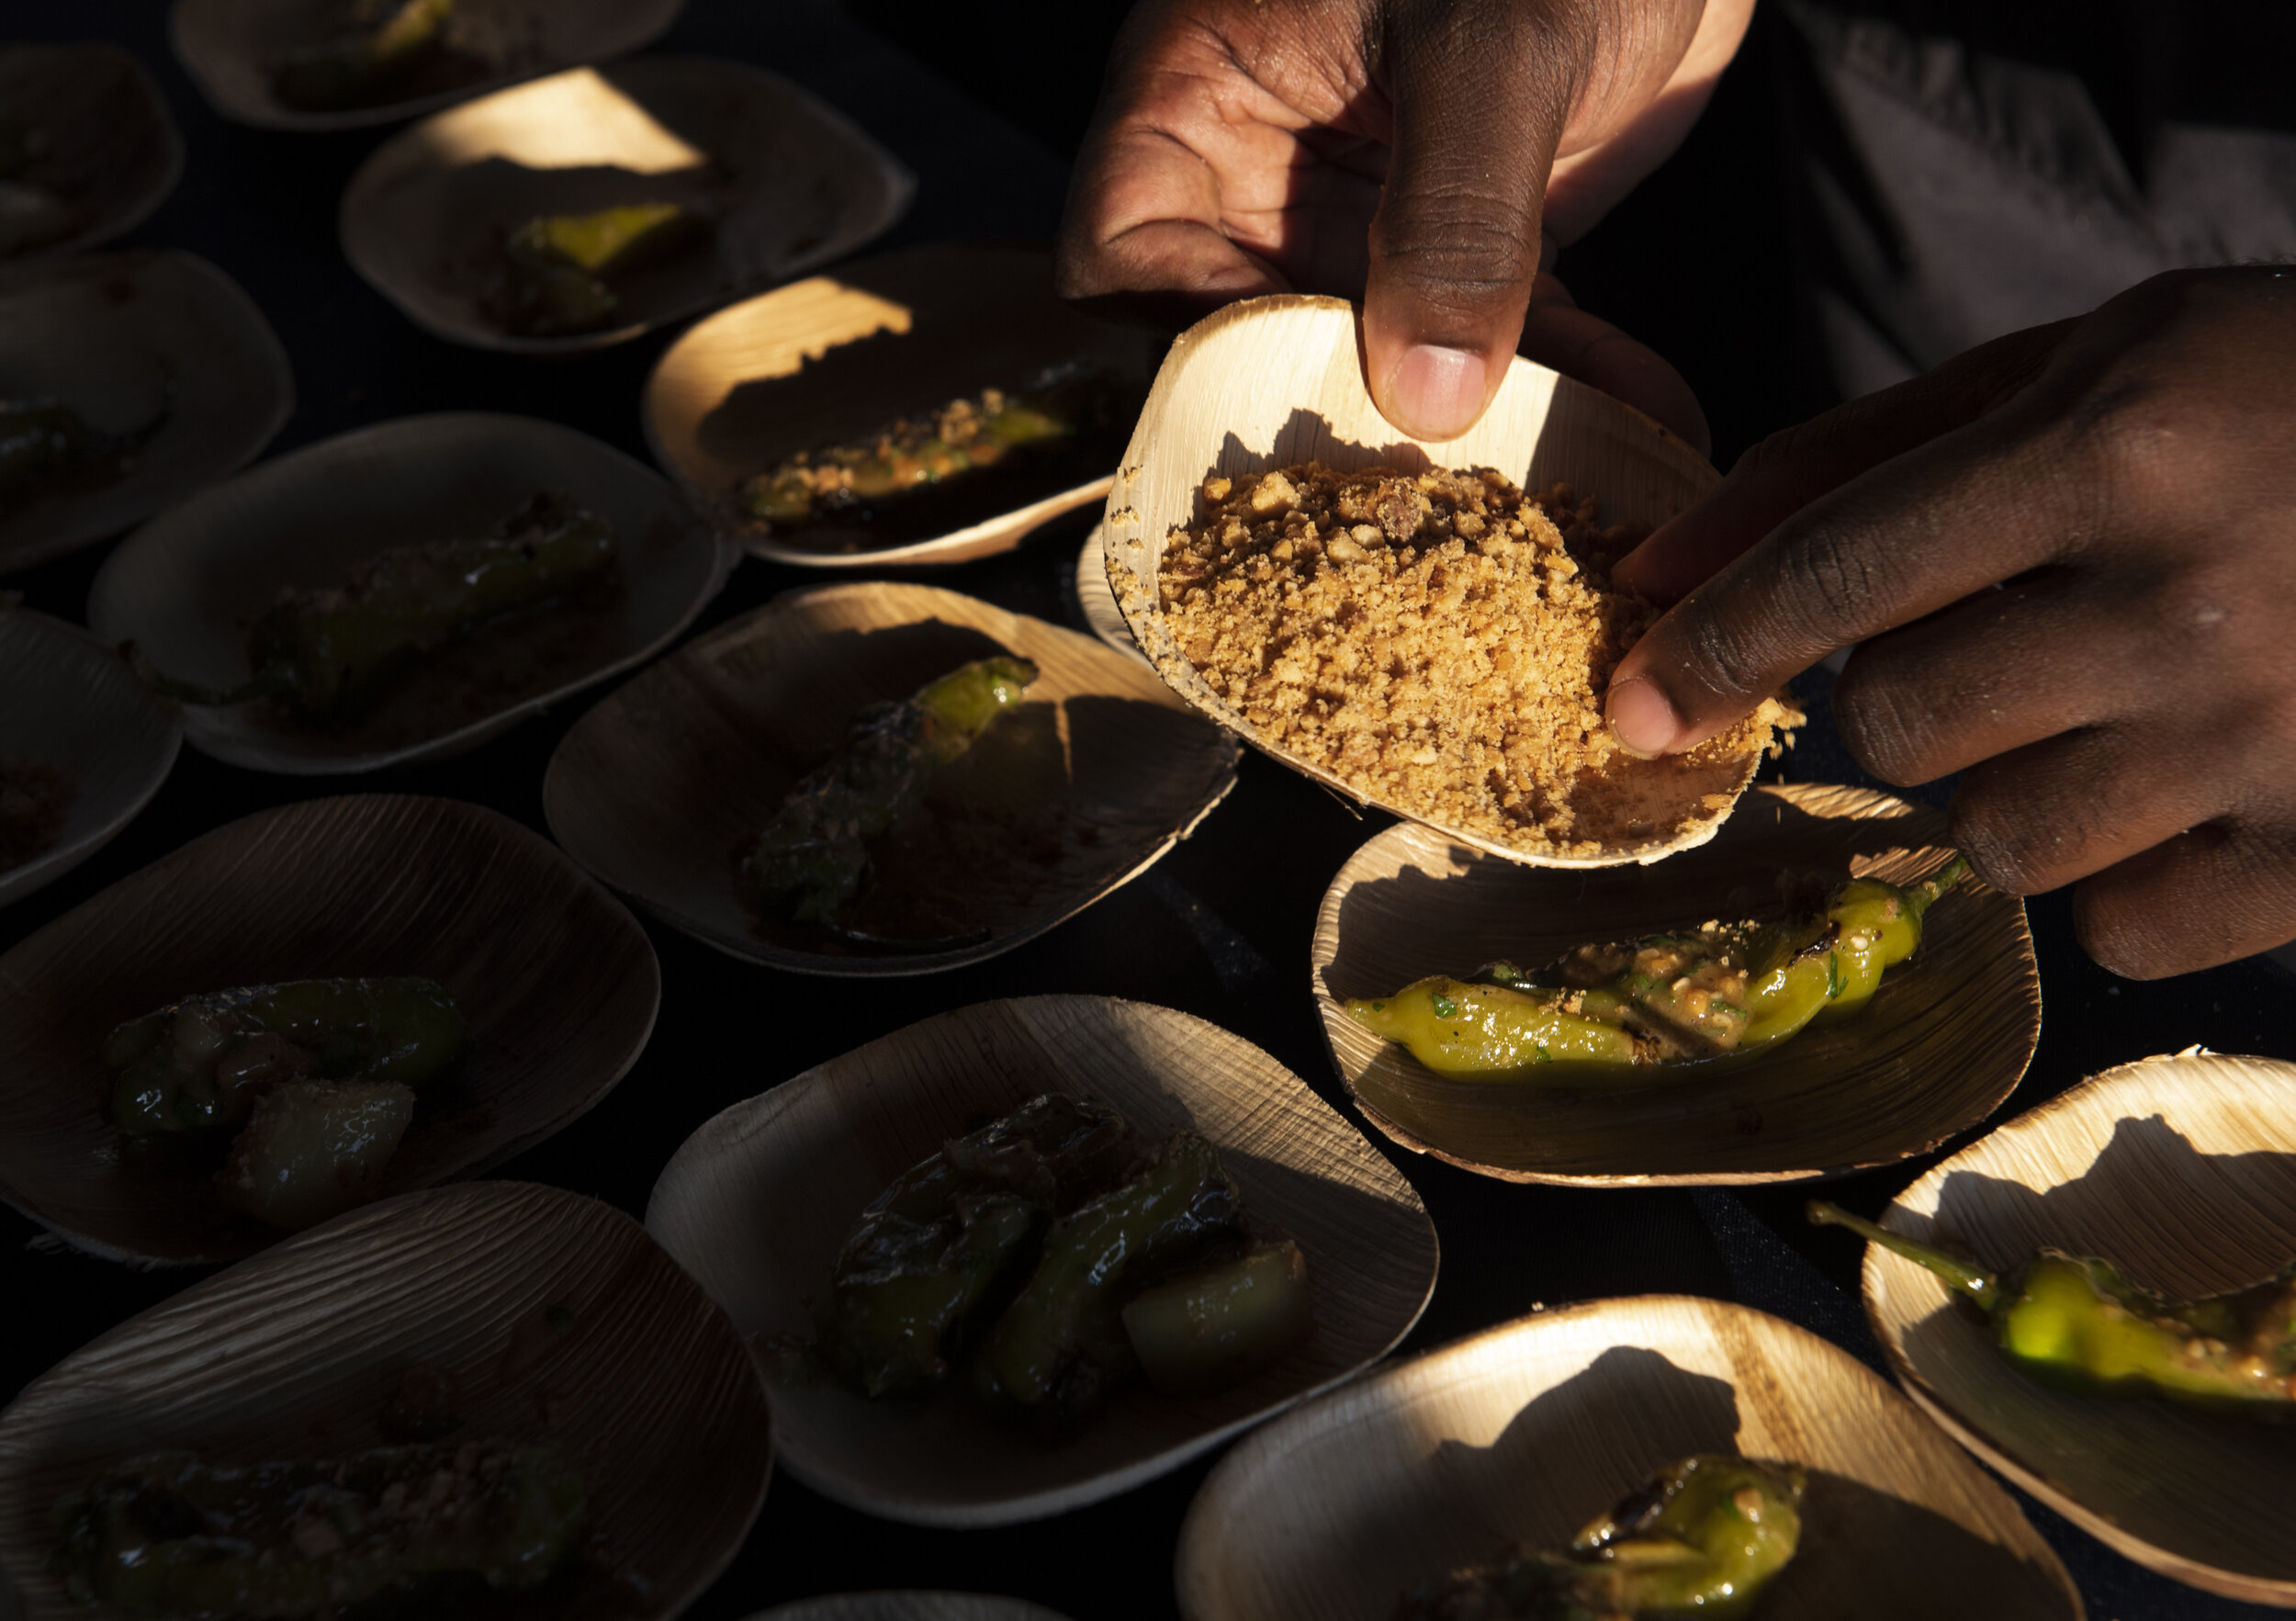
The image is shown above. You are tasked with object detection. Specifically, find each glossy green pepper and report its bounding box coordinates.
[827,1094,1131,1397]
[1810,1200,2296,1418]
[272,0,455,111]
[1120,1238,1312,1393]
[499,202,708,336]
[51,1442,585,1615]
[136,491,617,726]
[977,1131,1241,1425]
[738,373,1102,535]
[0,397,166,516]
[1396,1454,1806,1620]
[102,976,465,1137]
[1345,857,1970,1084]
[742,655,1038,929]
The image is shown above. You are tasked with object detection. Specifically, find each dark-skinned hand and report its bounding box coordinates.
[1056,0,1752,455]
[1605,267,2296,977]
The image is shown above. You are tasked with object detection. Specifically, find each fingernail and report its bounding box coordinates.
[1384,344,1487,441]
[1606,677,1683,759]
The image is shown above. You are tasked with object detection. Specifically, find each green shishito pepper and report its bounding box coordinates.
[1809,1201,2296,1418]
[820,1093,1311,1432]
[1397,1454,1806,1620]
[52,1442,585,1615]
[829,1093,1131,1396]
[136,491,618,726]
[738,373,1103,536]
[977,1131,1241,1424]
[499,202,710,337]
[743,655,1039,929]
[272,0,456,112]
[1345,857,1970,1084]
[0,398,166,516]
[102,976,466,1138]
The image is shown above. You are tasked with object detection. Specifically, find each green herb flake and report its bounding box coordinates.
[1826,951,1844,1000]
[1430,994,1459,1020]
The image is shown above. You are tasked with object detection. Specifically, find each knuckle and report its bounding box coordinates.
[1779,522,1896,637]
[1947,786,2065,895]
[1830,671,1937,786]
[1372,199,1537,309]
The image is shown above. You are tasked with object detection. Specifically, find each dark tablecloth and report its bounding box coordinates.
[4,5,2292,1617]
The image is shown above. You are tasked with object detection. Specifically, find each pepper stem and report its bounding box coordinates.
[1905,855,1973,922]
[1806,1200,1998,1311]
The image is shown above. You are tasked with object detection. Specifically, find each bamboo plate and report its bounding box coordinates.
[1851,1050,2296,1605]
[544,581,1240,977]
[1312,783,2040,1185]
[748,1597,1075,1621]
[1075,523,1145,666]
[0,794,660,1266]
[1103,293,1786,868]
[341,57,911,354]
[646,996,1439,1527]
[0,1181,771,1621]
[0,45,182,261]
[170,0,683,131]
[0,607,179,911]
[1176,1294,2079,1621]
[86,411,728,775]
[643,244,1159,567]
[0,251,292,576]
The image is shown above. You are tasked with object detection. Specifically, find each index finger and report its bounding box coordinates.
[1604,388,2084,757]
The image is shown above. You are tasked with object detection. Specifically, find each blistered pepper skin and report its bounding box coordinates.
[1347,858,1968,1085]
[743,656,1038,927]
[52,1443,585,1615]
[1810,1201,2296,1419]
[272,0,455,112]
[136,493,618,726]
[103,976,465,1138]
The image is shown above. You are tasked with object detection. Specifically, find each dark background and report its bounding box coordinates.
[4,3,2293,1618]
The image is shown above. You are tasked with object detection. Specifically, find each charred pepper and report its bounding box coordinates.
[272,0,456,111]
[0,397,166,515]
[1809,1200,2296,1418]
[1346,857,1970,1083]
[742,655,1038,928]
[1396,1454,1806,1620]
[102,976,465,1137]
[499,202,711,337]
[827,1093,1131,1396]
[51,1442,585,1615]
[135,491,618,726]
[739,368,1116,540]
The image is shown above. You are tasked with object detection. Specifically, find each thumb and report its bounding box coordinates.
[1363,1,1580,441]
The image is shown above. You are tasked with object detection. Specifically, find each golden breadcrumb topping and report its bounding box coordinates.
[1154,462,1793,857]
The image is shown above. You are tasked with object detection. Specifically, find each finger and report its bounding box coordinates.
[1827,569,2116,784]
[1613,317,2078,602]
[1602,379,2087,759]
[1362,1,1579,441]
[1944,726,2231,899]
[1517,271,1709,456]
[2074,821,2296,978]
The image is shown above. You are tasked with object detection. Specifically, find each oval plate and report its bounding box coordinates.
[0,1181,771,1621]
[545,581,1240,977]
[1177,1294,2079,1621]
[341,57,911,354]
[170,0,684,131]
[1074,523,1145,666]
[645,244,1158,567]
[646,996,1438,1527]
[0,794,660,1265]
[1312,784,2040,1184]
[0,44,181,261]
[1852,1050,2296,1605]
[0,606,179,910]
[87,411,728,774]
[0,251,292,576]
